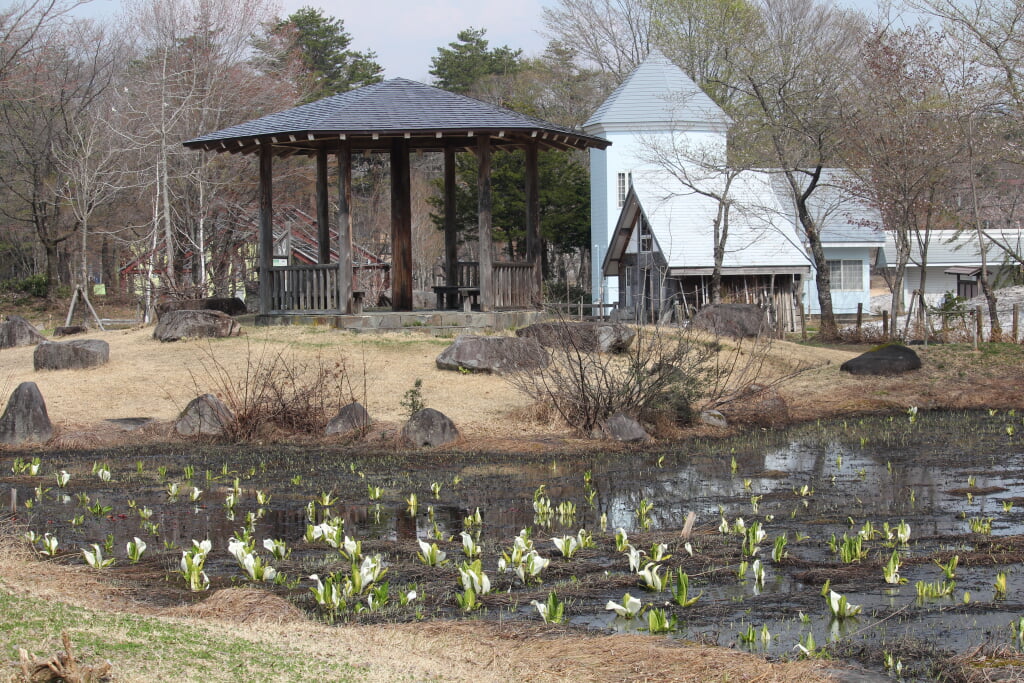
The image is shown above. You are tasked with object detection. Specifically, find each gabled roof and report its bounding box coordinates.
[184,78,609,156]
[881,229,1023,267]
[604,169,810,276]
[583,49,730,133]
[769,170,885,246]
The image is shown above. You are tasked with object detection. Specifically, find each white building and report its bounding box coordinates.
[583,50,883,324]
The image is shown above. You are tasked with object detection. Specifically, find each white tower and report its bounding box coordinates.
[582,49,730,306]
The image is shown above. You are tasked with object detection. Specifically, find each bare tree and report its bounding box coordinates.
[727,0,866,339]
[839,26,964,335]
[117,0,296,301]
[0,18,117,298]
[541,0,651,82]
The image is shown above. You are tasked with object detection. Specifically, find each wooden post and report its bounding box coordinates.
[337,141,353,313]
[443,146,458,309]
[477,136,493,312]
[973,308,979,351]
[316,147,330,265]
[856,302,863,334]
[390,138,412,311]
[524,141,541,308]
[258,141,274,315]
[882,310,889,339]
[1013,303,1019,342]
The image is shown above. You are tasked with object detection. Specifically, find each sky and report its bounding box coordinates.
[78,0,885,83]
[299,0,553,81]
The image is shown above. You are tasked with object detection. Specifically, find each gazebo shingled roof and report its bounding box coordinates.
[183,77,609,316]
[184,78,609,155]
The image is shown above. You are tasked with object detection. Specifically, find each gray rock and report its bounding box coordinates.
[700,410,728,428]
[157,297,248,317]
[53,325,88,337]
[325,402,371,436]
[105,417,154,432]
[840,344,922,376]
[0,382,53,445]
[691,304,768,338]
[600,412,649,442]
[154,310,242,342]
[33,339,109,370]
[0,315,48,349]
[401,408,459,447]
[175,394,234,437]
[436,335,548,374]
[516,321,636,353]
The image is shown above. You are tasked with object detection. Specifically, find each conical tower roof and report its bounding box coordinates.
[583,49,729,133]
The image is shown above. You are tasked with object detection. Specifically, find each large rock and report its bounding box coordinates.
[516,321,636,354]
[598,412,649,442]
[33,339,109,371]
[691,304,768,338]
[154,310,242,342]
[325,402,371,436]
[0,382,53,445]
[0,315,48,349]
[401,408,459,447]
[157,297,248,317]
[175,394,234,436]
[700,410,728,428]
[840,344,922,376]
[436,335,548,374]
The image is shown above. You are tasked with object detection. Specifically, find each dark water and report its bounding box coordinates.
[6,409,1024,679]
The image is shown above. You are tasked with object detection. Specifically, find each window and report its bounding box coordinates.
[639,221,653,253]
[616,171,632,207]
[827,260,863,291]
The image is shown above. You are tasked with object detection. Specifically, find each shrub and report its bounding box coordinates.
[190,341,354,441]
[0,274,48,298]
[506,320,794,436]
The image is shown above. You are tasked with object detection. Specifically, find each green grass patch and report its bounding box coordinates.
[0,590,361,682]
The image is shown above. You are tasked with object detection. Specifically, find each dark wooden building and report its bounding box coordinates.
[184,78,609,318]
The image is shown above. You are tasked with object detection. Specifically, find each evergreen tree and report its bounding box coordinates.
[274,7,383,100]
[429,27,522,96]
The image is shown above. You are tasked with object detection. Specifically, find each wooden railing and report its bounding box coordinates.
[267,264,340,313]
[494,261,534,308]
[455,260,535,309]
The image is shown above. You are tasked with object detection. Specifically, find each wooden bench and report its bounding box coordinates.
[432,285,480,312]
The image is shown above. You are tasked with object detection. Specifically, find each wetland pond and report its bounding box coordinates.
[6,409,1024,680]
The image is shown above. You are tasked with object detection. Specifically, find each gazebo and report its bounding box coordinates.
[183,78,610,318]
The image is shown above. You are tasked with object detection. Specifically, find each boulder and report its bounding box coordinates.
[157,297,248,317]
[599,412,649,442]
[691,304,767,338]
[154,310,241,342]
[0,315,48,349]
[700,410,728,428]
[436,335,548,374]
[401,408,459,447]
[325,402,371,436]
[0,382,53,445]
[840,344,922,376]
[53,325,88,337]
[33,339,109,371]
[175,394,234,437]
[516,321,636,354]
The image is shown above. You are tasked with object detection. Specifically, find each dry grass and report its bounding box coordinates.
[2,322,1022,448]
